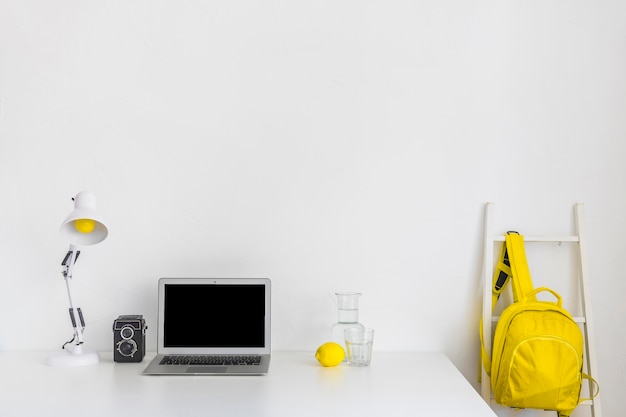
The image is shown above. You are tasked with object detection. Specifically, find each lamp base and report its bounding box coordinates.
[45,345,100,367]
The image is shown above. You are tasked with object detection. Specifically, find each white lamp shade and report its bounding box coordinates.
[60,191,108,246]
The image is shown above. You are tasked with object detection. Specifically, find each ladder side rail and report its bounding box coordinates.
[481,203,495,401]
[574,203,602,417]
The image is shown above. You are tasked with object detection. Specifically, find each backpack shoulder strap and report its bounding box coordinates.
[490,238,512,309]
[505,232,536,302]
[482,231,537,376]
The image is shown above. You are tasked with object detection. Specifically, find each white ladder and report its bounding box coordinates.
[480,203,602,417]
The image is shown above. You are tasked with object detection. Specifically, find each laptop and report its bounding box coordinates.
[142,277,271,375]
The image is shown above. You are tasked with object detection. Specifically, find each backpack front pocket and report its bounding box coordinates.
[499,336,582,411]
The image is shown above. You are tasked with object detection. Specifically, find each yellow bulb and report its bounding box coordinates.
[75,219,96,234]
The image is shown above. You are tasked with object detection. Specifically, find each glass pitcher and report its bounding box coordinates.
[331,292,365,355]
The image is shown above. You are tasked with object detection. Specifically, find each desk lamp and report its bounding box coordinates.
[45,191,108,367]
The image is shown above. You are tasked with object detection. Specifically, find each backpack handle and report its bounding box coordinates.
[523,286,563,307]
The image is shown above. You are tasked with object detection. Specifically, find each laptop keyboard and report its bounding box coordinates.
[160,355,262,366]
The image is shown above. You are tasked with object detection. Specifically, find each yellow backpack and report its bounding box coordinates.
[481,232,598,417]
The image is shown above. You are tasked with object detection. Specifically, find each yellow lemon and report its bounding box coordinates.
[315,342,345,367]
[75,218,96,234]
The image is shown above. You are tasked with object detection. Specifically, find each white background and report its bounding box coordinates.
[0,1,624,416]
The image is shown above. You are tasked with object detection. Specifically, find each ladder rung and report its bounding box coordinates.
[491,316,586,323]
[492,235,579,243]
[489,398,595,406]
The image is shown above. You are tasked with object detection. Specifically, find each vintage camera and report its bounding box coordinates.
[113,315,147,362]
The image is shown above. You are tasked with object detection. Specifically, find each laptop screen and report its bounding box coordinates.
[164,284,265,348]
[157,278,271,355]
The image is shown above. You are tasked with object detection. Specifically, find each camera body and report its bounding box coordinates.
[113,315,147,363]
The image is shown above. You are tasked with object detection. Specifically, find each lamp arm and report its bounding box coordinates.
[61,244,86,347]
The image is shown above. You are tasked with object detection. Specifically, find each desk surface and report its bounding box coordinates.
[0,351,496,417]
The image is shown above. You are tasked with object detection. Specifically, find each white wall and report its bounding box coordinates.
[1,1,624,416]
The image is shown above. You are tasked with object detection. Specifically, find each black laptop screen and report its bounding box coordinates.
[163,284,266,348]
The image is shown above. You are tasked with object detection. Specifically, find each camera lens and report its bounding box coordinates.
[117,340,137,357]
[120,325,134,340]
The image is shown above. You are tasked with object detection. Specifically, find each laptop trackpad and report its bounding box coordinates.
[187,366,228,374]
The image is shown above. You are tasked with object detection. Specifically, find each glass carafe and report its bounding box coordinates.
[331,292,365,355]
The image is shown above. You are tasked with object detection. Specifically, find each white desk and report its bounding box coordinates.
[0,351,496,416]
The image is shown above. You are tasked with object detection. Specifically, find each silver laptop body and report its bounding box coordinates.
[142,277,271,375]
